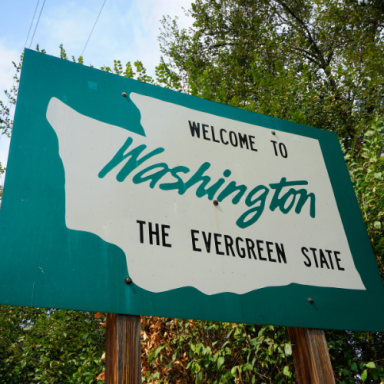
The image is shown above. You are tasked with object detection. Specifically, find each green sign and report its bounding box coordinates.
[1,49,383,331]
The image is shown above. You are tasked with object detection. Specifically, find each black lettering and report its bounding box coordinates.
[224,235,235,256]
[279,143,288,158]
[137,220,146,243]
[319,249,330,269]
[202,231,212,253]
[245,238,257,259]
[325,249,334,269]
[266,241,276,262]
[161,225,171,247]
[238,133,249,149]
[257,240,267,260]
[229,131,238,147]
[276,243,287,263]
[236,237,246,258]
[249,136,257,152]
[220,129,228,144]
[334,251,345,271]
[202,124,210,140]
[191,230,201,252]
[271,140,278,156]
[310,247,319,267]
[214,233,225,255]
[302,247,311,267]
[149,222,160,245]
[188,121,200,138]
[211,126,220,143]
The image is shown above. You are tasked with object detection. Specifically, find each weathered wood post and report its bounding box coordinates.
[105,314,142,384]
[288,327,335,384]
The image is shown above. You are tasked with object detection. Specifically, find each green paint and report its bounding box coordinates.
[159,166,189,194]
[132,163,170,189]
[99,135,316,228]
[269,178,316,218]
[217,181,247,204]
[236,185,269,229]
[98,136,164,181]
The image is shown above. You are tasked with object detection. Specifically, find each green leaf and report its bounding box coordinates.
[154,345,165,359]
[374,221,381,229]
[350,362,357,372]
[282,366,290,377]
[217,356,225,369]
[366,362,376,369]
[284,343,292,356]
[361,369,368,382]
[245,363,253,370]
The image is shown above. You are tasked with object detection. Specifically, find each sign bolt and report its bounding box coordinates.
[125,277,132,284]
[308,297,314,303]
[271,131,276,135]
[122,92,127,97]
[213,200,219,206]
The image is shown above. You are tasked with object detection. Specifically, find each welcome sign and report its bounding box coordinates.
[1,49,383,331]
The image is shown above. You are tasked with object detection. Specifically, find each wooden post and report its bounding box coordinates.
[105,314,142,384]
[288,327,335,384]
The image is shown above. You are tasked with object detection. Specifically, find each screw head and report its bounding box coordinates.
[122,92,127,97]
[125,277,132,284]
[213,200,219,206]
[271,131,276,135]
[308,297,314,303]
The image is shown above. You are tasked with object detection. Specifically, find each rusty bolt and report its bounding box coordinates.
[271,131,276,135]
[213,200,219,206]
[122,92,127,97]
[308,297,314,303]
[125,277,132,284]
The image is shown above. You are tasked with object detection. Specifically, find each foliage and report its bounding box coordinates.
[158,0,384,153]
[0,306,106,383]
[0,55,21,204]
[1,0,384,380]
[141,318,293,384]
[0,163,4,202]
[346,118,384,276]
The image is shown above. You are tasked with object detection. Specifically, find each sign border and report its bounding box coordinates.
[1,49,383,332]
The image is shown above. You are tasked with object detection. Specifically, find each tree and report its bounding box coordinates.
[152,1,384,382]
[1,0,384,378]
[0,306,106,383]
[158,0,384,153]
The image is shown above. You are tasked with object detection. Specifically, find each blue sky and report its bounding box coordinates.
[0,0,193,186]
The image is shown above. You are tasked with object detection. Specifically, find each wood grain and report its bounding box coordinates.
[105,314,142,384]
[288,327,335,384]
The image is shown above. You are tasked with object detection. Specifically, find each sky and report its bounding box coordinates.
[0,0,194,187]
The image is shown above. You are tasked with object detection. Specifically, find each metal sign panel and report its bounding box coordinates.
[1,49,383,331]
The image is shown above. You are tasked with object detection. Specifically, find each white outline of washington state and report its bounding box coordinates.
[46,95,365,295]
